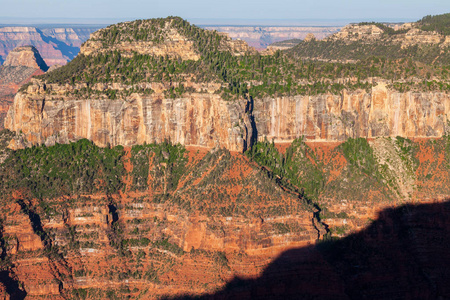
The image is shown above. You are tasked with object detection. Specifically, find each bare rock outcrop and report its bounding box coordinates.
[326,24,385,42]
[6,83,450,151]
[325,22,447,48]
[5,91,250,151]
[253,84,450,143]
[0,46,47,129]
[3,45,48,71]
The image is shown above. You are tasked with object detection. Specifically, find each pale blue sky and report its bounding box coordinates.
[0,0,449,24]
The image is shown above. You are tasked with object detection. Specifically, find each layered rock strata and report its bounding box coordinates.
[6,83,450,151]
[5,91,250,152]
[0,26,100,66]
[253,85,450,143]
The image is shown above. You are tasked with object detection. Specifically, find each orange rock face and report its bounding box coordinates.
[3,46,48,71]
[0,66,44,130]
[254,87,450,143]
[0,148,321,299]
[175,200,450,300]
[5,92,250,152]
[6,85,450,152]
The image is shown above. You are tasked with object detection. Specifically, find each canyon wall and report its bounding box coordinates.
[254,84,450,143]
[0,47,47,130]
[0,144,323,299]
[0,26,100,66]
[1,137,449,298]
[5,91,251,152]
[6,83,450,151]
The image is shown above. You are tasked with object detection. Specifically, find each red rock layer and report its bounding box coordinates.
[0,149,320,299]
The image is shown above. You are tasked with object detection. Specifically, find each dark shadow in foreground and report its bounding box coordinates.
[167,201,450,300]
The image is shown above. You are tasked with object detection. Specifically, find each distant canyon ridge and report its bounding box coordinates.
[0,26,103,66]
[200,25,342,49]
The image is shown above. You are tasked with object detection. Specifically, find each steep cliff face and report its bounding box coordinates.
[0,46,47,130]
[5,91,250,152]
[175,200,450,300]
[254,85,450,142]
[6,83,450,151]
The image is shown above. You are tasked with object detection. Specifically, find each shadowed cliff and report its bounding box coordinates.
[168,200,450,300]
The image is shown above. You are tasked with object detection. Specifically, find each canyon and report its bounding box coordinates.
[1,15,450,299]
[0,26,101,66]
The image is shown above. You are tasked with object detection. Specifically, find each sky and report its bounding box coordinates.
[0,0,449,25]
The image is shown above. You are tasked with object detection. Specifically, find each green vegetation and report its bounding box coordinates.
[289,39,450,66]
[394,136,419,175]
[0,129,14,162]
[34,15,450,102]
[288,13,450,72]
[152,238,184,256]
[339,138,379,177]
[121,238,151,248]
[269,38,302,47]
[247,137,324,199]
[173,147,311,217]
[334,138,396,199]
[419,13,450,35]
[0,139,125,199]
[247,137,416,203]
[130,141,187,192]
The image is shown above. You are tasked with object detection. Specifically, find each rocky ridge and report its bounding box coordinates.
[81,18,256,59]
[3,46,48,71]
[326,23,444,48]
